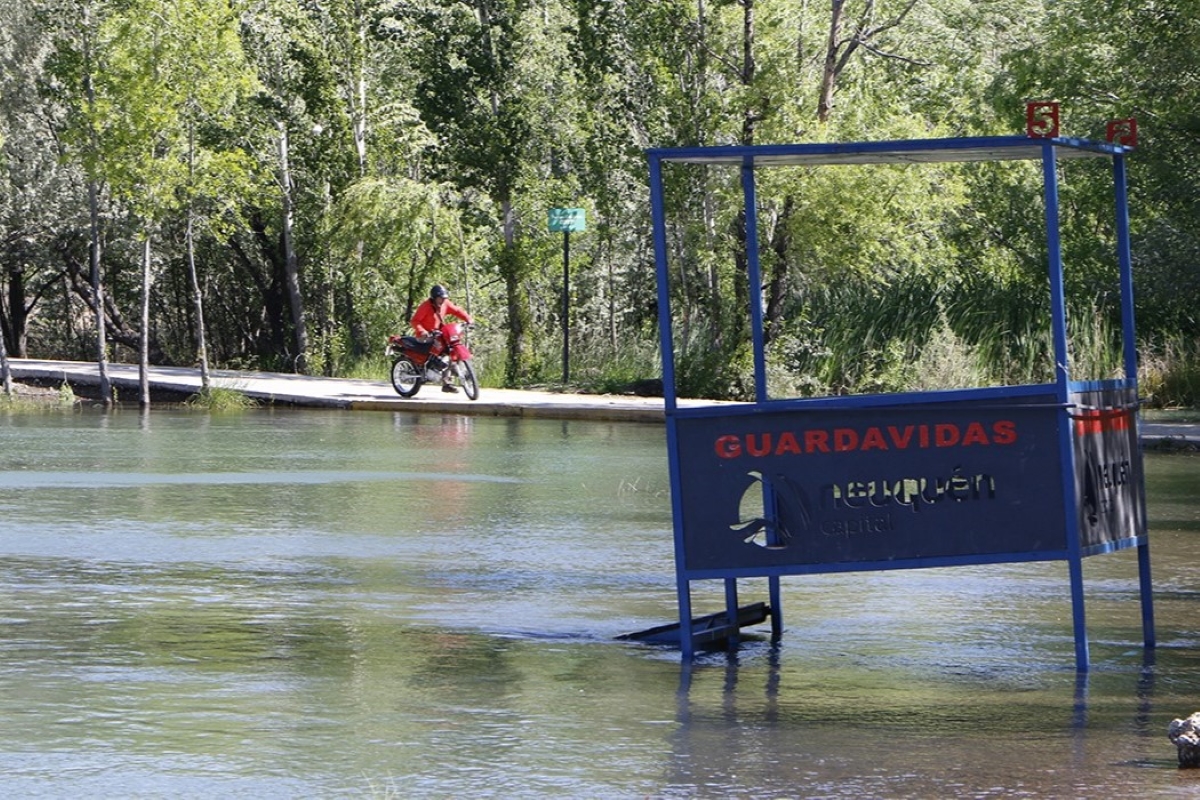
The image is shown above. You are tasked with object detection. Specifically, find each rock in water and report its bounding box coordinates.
[1168,712,1200,767]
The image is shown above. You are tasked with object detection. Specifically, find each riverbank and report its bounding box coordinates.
[5,358,1199,445]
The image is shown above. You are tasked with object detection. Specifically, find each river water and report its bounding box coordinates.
[0,407,1198,798]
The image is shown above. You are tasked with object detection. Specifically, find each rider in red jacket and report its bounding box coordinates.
[411,284,473,337]
[410,284,473,392]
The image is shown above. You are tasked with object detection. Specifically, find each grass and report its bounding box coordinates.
[0,381,77,410]
[185,383,256,411]
[1140,337,1200,411]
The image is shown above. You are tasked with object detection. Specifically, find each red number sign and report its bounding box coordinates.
[1106,118,1138,147]
[1026,102,1061,138]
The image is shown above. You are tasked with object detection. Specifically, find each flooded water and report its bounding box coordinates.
[1,407,1198,798]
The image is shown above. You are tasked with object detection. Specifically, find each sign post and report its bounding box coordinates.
[548,208,586,384]
[643,134,1150,668]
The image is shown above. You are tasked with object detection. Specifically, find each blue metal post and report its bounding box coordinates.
[724,578,740,649]
[762,475,783,640]
[1044,149,1070,389]
[741,157,783,639]
[649,156,678,415]
[1114,153,1156,648]
[768,580,782,640]
[1044,144,1089,671]
[741,158,768,403]
[1114,155,1138,381]
[1137,509,1156,650]
[649,153,695,657]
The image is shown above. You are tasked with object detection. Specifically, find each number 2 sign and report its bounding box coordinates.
[1026,101,1061,138]
[1106,118,1138,147]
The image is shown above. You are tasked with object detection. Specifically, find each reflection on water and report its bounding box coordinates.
[0,408,1198,797]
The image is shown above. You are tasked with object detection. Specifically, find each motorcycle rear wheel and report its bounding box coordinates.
[454,360,480,400]
[390,357,423,397]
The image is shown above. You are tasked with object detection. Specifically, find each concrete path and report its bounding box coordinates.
[6,358,683,422]
[6,358,1199,442]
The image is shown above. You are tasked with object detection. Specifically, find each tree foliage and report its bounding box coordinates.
[0,0,1197,399]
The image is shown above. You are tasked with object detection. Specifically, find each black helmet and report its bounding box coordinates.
[430,284,448,300]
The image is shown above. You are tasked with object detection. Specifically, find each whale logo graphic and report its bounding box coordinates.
[730,471,812,550]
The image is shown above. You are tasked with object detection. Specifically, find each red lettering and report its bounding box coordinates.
[1074,410,1130,436]
[935,424,960,447]
[775,431,802,455]
[834,428,859,452]
[961,422,990,446]
[715,418,1019,460]
[888,425,914,449]
[715,435,742,458]
[746,434,772,457]
[805,430,830,453]
[992,420,1017,444]
[860,427,889,451]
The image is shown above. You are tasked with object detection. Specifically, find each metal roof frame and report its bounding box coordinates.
[648,134,1129,166]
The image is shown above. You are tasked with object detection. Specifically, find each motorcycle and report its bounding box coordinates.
[386,321,480,400]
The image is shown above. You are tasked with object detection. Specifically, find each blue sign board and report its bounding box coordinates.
[674,396,1066,574]
[645,136,1153,669]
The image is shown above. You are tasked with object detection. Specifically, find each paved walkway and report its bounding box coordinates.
[6,358,683,422]
[6,358,1199,442]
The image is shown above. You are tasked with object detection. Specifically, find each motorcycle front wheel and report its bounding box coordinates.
[453,360,480,400]
[390,357,423,397]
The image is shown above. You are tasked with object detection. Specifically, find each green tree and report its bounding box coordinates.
[47,0,116,402]
[0,0,86,362]
[405,0,537,384]
[164,0,257,391]
[998,0,1200,339]
[238,0,347,370]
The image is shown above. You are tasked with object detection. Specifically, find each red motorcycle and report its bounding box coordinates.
[386,322,480,400]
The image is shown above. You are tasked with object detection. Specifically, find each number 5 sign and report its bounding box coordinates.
[1026,101,1061,138]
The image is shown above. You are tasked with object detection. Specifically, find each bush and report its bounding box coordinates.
[185,385,256,411]
[1141,338,1200,409]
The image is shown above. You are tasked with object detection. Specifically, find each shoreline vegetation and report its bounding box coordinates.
[2,369,1196,423]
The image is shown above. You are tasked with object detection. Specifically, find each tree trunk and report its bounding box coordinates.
[0,302,11,396]
[500,199,529,386]
[817,0,846,123]
[278,120,309,373]
[818,0,919,123]
[353,5,368,177]
[82,1,111,404]
[741,0,757,145]
[730,209,750,345]
[5,263,29,358]
[186,214,210,390]
[457,218,474,328]
[88,178,112,405]
[139,235,151,407]
[187,123,211,391]
[764,196,794,347]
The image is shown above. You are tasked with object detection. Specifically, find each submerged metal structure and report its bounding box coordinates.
[645,135,1153,670]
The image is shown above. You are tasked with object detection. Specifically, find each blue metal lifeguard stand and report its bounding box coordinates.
[644,135,1153,671]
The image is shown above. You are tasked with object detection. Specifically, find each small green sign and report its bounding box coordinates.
[548,207,586,233]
